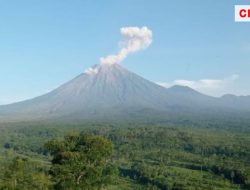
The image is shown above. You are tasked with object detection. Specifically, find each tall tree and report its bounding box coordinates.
[45,133,117,190]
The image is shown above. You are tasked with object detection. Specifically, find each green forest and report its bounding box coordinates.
[0,122,249,190]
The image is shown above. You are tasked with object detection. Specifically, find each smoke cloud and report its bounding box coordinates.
[84,67,99,75]
[100,26,153,65]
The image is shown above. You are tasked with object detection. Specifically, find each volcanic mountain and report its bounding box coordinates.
[0,63,250,123]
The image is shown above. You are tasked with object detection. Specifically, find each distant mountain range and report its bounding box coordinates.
[0,63,250,123]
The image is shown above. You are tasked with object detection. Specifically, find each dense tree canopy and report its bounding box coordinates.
[0,123,250,189]
[45,133,117,190]
[1,157,50,190]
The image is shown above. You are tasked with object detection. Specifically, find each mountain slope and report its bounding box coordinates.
[0,64,172,121]
[0,63,249,122]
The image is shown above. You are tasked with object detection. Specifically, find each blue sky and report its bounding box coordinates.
[0,0,250,105]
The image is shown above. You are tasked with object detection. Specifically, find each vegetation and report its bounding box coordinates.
[0,122,249,189]
[45,133,117,189]
[1,156,50,190]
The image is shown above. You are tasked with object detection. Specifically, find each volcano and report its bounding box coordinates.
[0,63,250,123]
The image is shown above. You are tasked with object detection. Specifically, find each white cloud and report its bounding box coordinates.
[100,26,152,65]
[157,74,239,97]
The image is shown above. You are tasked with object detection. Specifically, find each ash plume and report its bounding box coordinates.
[100,26,152,65]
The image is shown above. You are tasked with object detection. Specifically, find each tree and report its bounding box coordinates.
[231,171,235,184]
[45,133,117,190]
[1,156,51,190]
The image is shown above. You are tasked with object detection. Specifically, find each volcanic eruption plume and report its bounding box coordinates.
[100,26,153,65]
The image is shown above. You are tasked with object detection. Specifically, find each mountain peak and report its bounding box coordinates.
[168,85,201,95]
[1,63,250,122]
[83,63,127,76]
